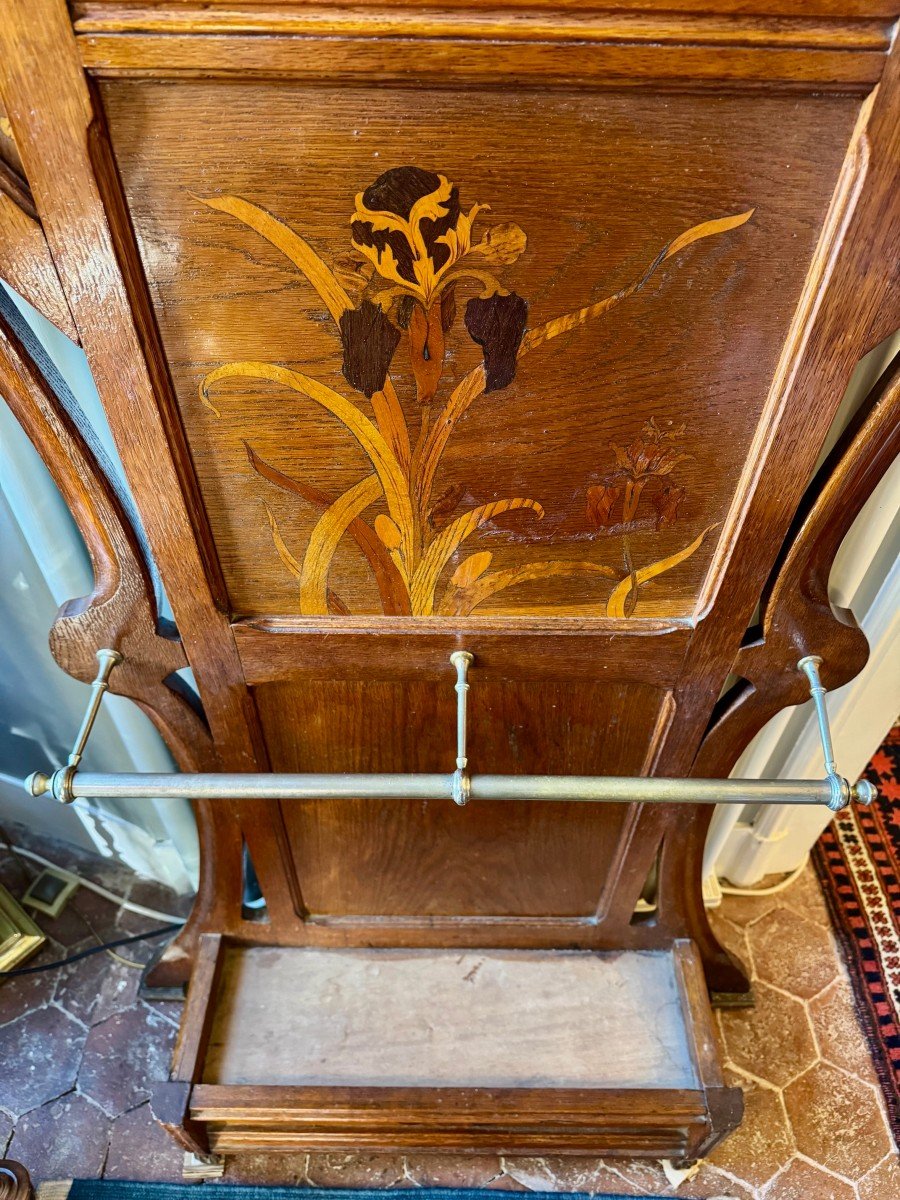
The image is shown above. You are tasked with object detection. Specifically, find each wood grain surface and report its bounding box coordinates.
[2,0,898,1059]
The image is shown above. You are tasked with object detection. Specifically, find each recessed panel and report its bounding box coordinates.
[101,82,860,619]
[204,946,696,1089]
[255,677,665,917]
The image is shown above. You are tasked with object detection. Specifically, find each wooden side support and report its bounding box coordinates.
[695,351,900,778]
[151,933,224,1161]
[0,290,222,988]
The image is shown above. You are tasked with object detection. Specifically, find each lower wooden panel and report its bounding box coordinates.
[253,679,667,917]
[194,1090,708,1156]
[204,946,696,1089]
[170,937,741,1160]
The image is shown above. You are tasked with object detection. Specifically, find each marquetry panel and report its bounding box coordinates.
[99,81,861,621]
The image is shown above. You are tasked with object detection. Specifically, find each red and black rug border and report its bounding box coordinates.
[813,724,900,1142]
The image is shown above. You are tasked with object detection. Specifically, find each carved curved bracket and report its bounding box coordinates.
[0,289,224,988]
[695,351,900,778]
[0,293,214,770]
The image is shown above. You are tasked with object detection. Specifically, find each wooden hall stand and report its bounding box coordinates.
[1,0,898,1172]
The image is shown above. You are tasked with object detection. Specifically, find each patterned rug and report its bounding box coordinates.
[814,722,900,1141]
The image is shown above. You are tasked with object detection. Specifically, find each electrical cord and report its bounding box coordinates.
[0,924,182,977]
[0,843,184,922]
[719,854,809,897]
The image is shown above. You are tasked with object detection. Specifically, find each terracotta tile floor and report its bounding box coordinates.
[1,823,897,1196]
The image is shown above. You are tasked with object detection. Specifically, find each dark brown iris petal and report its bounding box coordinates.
[339,299,401,397]
[352,166,461,284]
[464,292,528,393]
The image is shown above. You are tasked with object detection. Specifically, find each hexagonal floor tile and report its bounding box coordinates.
[719,981,817,1087]
[0,940,60,1027]
[0,1006,87,1117]
[503,1156,669,1195]
[783,1062,891,1179]
[36,887,123,949]
[808,975,878,1083]
[782,865,832,929]
[305,1154,409,1188]
[857,1153,900,1200]
[718,885,779,929]
[0,1108,13,1155]
[223,1154,314,1185]
[402,1154,506,1188]
[77,1005,176,1118]
[707,1074,794,1190]
[678,1161,754,1198]
[6,1092,108,1183]
[762,1156,856,1200]
[748,907,838,999]
[104,1101,184,1181]
[53,944,141,1027]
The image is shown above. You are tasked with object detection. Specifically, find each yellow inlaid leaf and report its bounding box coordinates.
[605,525,717,619]
[199,361,414,570]
[410,498,544,616]
[197,194,351,325]
[421,209,753,508]
[471,222,527,266]
[375,514,402,551]
[440,559,618,617]
[450,551,493,589]
[263,503,303,583]
[524,209,755,355]
[299,474,382,615]
[663,210,755,262]
[199,196,409,468]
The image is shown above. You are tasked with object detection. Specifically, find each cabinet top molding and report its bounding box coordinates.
[70,2,898,47]
[69,0,900,22]
[69,3,898,88]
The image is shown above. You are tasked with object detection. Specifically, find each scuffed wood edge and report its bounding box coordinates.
[0,159,78,342]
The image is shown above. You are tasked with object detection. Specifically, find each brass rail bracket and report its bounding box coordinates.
[798,655,876,811]
[26,647,122,803]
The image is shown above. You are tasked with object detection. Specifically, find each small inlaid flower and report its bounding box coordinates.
[586,482,622,529]
[610,418,692,522]
[653,484,686,528]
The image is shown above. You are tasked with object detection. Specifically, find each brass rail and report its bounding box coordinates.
[23,650,876,813]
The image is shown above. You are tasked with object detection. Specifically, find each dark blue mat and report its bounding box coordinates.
[70,1184,636,1200]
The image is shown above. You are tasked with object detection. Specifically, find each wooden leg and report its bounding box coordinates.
[183,1153,225,1181]
[151,1080,213,1161]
